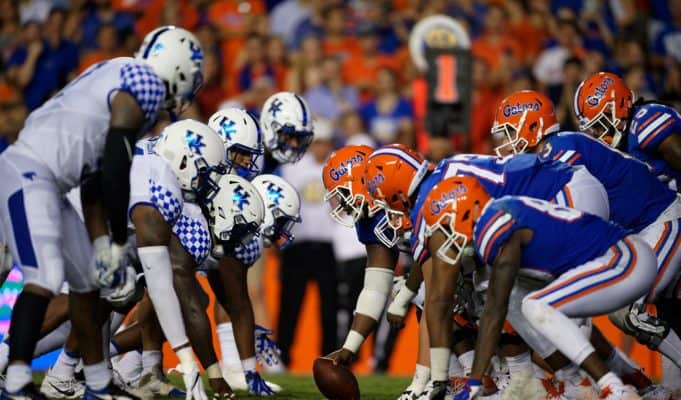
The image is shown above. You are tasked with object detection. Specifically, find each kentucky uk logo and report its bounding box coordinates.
[185,130,205,154]
[233,185,251,210]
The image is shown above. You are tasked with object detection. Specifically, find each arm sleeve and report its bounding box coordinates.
[137,246,190,349]
[102,127,137,244]
[632,107,681,151]
[473,210,516,265]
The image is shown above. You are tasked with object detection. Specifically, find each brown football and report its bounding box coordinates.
[312,357,360,400]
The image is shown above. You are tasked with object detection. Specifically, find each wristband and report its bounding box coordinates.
[341,330,364,354]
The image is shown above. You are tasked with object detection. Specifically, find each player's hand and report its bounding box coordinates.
[245,370,275,396]
[0,241,13,275]
[325,348,355,367]
[94,236,128,287]
[254,325,282,367]
[182,365,209,400]
[103,266,138,307]
[208,377,237,400]
[453,378,482,400]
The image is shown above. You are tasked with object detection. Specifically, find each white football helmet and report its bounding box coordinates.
[135,26,204,115]
[208,175,265,248]
[251,174,301,250]
[154,119,226,203]
[260,92,314,163]
[208,107,264,180]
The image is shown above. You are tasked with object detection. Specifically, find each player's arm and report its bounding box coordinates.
[471,229,527,379]
[103,91,145,246]
[329,243,398,364]
[169,237,232,396]
[387,261,423,328]
[425,230,461,383]
[131,205,193,352]
[658,134,681,172]
[80,173,109,241]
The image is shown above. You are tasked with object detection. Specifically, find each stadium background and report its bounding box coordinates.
[1,0,680,379]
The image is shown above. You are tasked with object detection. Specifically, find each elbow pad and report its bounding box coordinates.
[354,267,393,321]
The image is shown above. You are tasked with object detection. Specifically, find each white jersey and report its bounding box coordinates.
[16,57,166,192]
[129,138,212,265]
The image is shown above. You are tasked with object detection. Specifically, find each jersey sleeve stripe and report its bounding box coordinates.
[646,221,681,303]
[474,210,504,247]
[482,218,515,261]
[478,212,512,259]
[638,111,663,132]
[551,150,565,161]
[557,150,576,163]
[566,153,581,165]
[641,118,675,148]
[638,113,671,142]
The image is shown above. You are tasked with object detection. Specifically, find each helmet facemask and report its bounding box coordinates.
[426,213,468,265]
[269,122,314,163]
[579,100,624,149]
[182,156,225,204]
[226,144,263,180]
[262,207,300,250]
[325,183,376,227]
[373,200,411,248]
[492,110,536,157]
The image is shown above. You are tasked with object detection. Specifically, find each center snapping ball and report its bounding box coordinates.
[313,357,360,400]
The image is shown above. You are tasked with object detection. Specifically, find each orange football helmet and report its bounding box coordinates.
[364,144,431,247]
[422,176,491,265]
[322,145,377,226]
[574,72,634,148]
[491,90,560,156]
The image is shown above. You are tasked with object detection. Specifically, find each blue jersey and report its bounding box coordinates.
[628,103,681,185]
[410,154,574,263]
[539,131,675,231]
[474,196,626,276]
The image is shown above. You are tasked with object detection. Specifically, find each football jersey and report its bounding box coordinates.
[129,139,212,265]
[16,57,166,192]
[474,196,625,276]
[410,154,573,263]
[627,103,681,185]
[539,131,675,232]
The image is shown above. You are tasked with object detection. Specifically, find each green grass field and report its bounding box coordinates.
[166,374,411,400]
[35,373,411,399]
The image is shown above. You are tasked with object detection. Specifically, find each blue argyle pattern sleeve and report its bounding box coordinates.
[148,179,182,225]
[232,237,262,267]
[120,63,166,122]
[172,213,212,265]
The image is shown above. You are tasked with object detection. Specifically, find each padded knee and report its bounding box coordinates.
[354,268,393,321]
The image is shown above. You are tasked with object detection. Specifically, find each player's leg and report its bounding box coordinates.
[247,256,270,328]
[313,243,339,357]
[522,236,656,397]
[0,152,67,398]
[275,243,311,366]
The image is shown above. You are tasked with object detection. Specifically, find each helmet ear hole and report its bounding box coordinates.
[461,209,470,222]
[179,72,186,81]
[179,155,188,170]
[529,121,538,131]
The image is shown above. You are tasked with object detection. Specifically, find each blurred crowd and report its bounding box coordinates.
[1,0,681,155]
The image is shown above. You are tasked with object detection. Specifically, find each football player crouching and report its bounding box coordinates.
[423,177,655,400]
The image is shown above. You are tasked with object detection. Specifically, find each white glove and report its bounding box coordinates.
[0,241,13,276]
[103,266,137,308]
[183,365,209,400]
[93,236,128,287]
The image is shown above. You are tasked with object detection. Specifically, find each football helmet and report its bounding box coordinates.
[491,90,560,156]
[322,145,378,227]
[422,176,491,265]
[136,26,205,115]
[252,174,301,250]
[260,92,314,163]
[208,107,264,180]
[154,119,226,203]
[574,72,634,148]
[364,144,431,247]
[208,175,265,248]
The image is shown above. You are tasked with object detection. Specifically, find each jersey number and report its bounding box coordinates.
[518,197,582,221]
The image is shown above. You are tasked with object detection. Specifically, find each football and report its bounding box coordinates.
[312,357,360,400]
